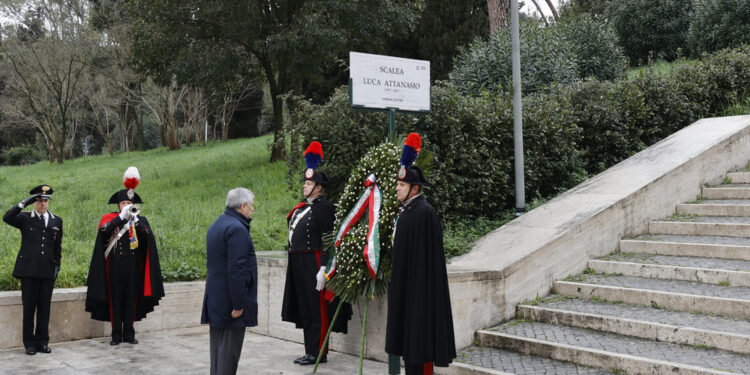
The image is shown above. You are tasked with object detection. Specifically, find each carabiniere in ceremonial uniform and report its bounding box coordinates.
[3,185,62,356]
[281,141,351,366]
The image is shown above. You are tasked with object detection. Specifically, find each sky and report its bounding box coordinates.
[521,0,564,19]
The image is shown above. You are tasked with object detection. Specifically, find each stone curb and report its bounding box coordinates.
[649,221,750,238]
[436,362,514,375]
[554,281,750,320]
[677,203,750,216]
[726,172,750,184]
[587,260,750,287]
[475,329,731,375]
[703,187,750,200]
[517,304,750,356]
[0,281,205,306]
[619,239,750,260]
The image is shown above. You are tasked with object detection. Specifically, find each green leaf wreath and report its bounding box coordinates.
[326,142,401,303]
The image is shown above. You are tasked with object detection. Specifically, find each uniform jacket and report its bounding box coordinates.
[85,213,165,322]
[287,196,335,261]
[385,195,456,367]
[3,205,62,279]
[201,208,258,328]
[281,196,352,333]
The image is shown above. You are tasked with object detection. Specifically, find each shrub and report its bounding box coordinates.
[450,19,579,95]
[291,46,750,224]
[563,79,651,173]
[689,0,750,55]
[611,0,693,64]
[291,82,584,218]
[557,14,627,81]
[6,145,42,165]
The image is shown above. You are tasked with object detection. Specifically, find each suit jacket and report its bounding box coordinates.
[201,208,258,328]
[3,205,62,279]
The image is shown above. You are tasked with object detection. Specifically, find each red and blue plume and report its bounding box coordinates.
[400,133,421,167]
[304,141,324,169]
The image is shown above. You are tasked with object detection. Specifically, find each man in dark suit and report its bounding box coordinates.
[3,184,62,356]
[201,187,258,375]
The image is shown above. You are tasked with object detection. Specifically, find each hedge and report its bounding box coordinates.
[289,45,750,219]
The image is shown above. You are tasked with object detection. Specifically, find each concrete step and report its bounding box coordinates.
[478,321,749,374]
[703,184,750,199]
[451,345,612,375]
[726,171,750,183]
[588,256,750,286]
[677,199,750,216]
[518,295,750,355]
[620,234,750,260]
[554,274,750,319]
[649,216,750,237]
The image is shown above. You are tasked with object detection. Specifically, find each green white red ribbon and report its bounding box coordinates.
[326,174,381,280]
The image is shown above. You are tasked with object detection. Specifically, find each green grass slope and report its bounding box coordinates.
[0,135,295,290]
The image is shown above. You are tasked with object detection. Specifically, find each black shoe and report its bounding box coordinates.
[293,355,307,364]
[123,338,138,345]
[25,346,36,355]
[109,339,121,346]
[298,354,326,365]
[36,344,51,354]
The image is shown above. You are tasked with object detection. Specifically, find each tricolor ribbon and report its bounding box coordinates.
[326,174,381,280]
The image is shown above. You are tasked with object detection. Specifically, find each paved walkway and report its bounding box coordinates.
[0,326,388,375]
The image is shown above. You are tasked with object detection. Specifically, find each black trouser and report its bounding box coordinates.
[109,253,137,341]
[21,277,54,348]
[289,251,328,356]
[209,326,245,375]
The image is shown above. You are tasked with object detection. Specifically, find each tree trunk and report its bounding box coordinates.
[263,55,286,162]
[488,0,509,33]
[286,81,302,164]
[530,0,549,25]
[544,0,559,20]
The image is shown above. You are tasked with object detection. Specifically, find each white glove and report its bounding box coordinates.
[119,204,133,220]
[315,267,327,291]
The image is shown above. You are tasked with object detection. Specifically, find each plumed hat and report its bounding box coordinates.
[397,133,430,186]
[108,166,143,204]
[303,141,330,185]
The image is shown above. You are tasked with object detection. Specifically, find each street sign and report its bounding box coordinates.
[349,52,430,113]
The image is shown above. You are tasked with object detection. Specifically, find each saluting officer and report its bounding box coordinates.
[281,141,351,366]
[3,185,62,356]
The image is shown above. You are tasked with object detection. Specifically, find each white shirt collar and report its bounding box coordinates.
[32,210,53,220]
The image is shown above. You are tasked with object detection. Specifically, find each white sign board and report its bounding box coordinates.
[350,52,430,112]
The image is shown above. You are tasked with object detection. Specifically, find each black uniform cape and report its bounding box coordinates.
[385,195,456,367]
[85,213,165,322]
[281,197,352,334]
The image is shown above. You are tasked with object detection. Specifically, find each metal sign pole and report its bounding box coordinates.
[510,0,526,215]
[388,108,397,142]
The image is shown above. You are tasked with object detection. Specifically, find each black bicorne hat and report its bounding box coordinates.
[398,165,431,186]
[29,184,53,199]
[108,189,143,204]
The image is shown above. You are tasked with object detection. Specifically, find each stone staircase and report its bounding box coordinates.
[452,170,750,374]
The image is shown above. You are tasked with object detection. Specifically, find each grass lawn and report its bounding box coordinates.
[0,135,296,290]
